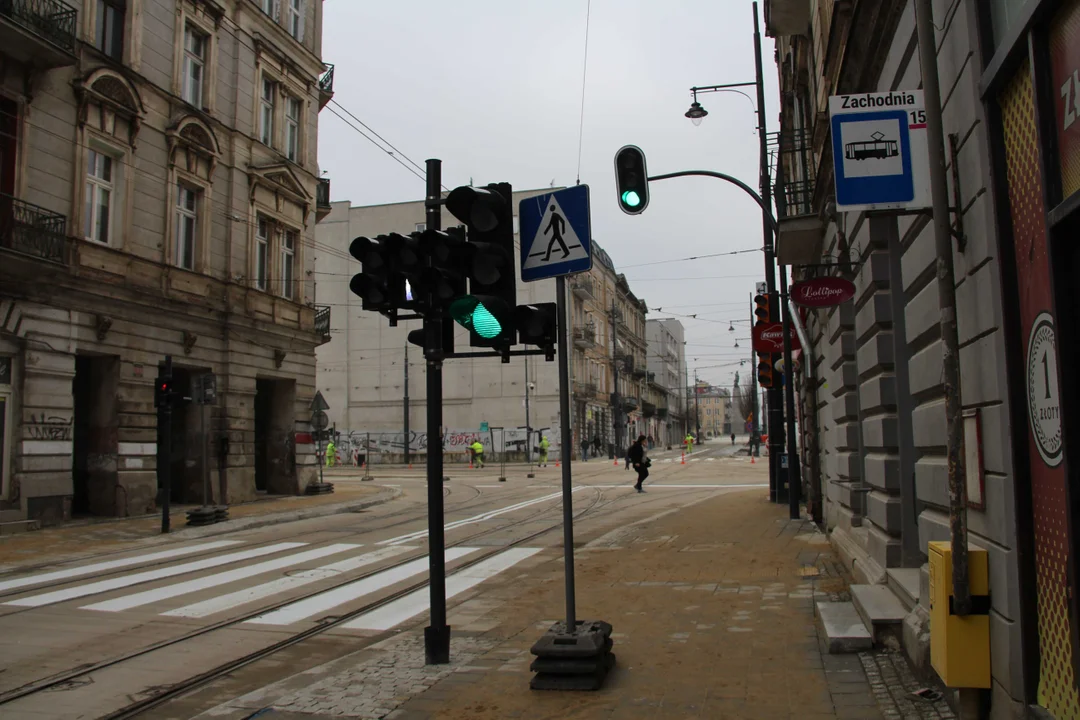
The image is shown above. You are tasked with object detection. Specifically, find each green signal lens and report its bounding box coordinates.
[621,190,641,208]
[472,303,502,339]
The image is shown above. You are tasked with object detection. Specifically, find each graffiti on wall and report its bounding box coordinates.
[27,413,73,442]
[330,428,559,463]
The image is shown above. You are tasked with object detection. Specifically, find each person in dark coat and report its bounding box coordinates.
[628,434,649,493]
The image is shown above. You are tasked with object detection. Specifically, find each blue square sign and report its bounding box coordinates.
[518,185,592,282]
[831,109,913,208]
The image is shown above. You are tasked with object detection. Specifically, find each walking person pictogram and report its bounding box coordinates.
[542,205,570,262]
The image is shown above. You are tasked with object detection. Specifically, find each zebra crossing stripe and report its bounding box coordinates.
[163,545,418,619]
[0,541,242,594]
[81,544,362,613]
[246,547,479,626]
[344,547,542,631]
[4,542,307,608]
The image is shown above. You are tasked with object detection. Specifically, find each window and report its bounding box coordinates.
[285,95,301,161]
[281,229,296,299]
[175,185,198,270]
[286,0,304,40]
[183,25,207,106]
[85,150,113,244]
[414,223,426,232]
[260,78,275,145]
[256,217,269,290]
[258,0,275,16]
[95,0,125,60]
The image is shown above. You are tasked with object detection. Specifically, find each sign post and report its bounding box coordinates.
[309,391,333,495]
[519,186,615,691]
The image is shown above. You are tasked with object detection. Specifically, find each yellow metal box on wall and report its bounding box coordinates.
[928,541,991,688]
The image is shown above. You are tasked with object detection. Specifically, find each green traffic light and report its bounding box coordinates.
[450,296,503,339]
[621,190,641,207]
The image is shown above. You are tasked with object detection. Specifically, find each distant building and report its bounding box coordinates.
[690,381,729,440]
[646,319,687,446]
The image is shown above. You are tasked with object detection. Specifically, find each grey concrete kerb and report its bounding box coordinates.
[0,486,403,574]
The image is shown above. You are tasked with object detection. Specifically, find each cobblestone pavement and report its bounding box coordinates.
[176,461,939,720]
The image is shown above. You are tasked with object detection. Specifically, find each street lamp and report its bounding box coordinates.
[684,100,708,126]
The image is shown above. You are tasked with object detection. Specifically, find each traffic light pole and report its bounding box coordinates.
[403,343,410,467]
[160,355,173,534]
[423,158,450,665]
[749,296,760,456]
[779,267,801,519]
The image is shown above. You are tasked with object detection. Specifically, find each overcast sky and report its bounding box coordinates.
[317,0,780,389]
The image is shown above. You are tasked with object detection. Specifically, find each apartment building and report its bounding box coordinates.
[691,381,730,440]
[646,318,687,447]
[766,0,1080,715]
[0,0,333,525]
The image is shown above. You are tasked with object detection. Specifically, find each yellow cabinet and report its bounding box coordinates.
[928,541,991,688]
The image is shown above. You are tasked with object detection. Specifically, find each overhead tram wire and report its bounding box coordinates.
[618,247,761,270]
[575,0,592,185]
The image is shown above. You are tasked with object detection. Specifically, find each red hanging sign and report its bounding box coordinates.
[790,277,857,307]
[752,322,801,353]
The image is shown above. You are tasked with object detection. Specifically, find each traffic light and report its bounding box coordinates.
[754,293,773,323]
[154,376,173,409]
[757,352,776,388]
[515,303,557,360]
[397,227,468,314]
[445,183,518,350]
[349,235,405,313]
[614,145,650,215]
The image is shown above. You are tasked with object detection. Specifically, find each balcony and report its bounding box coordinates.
[0,0,77,68]
[642,400,657,418]
[764,0,811,37]
[632,366,647,379]
[313,304,331,345]
[570,277,594,300]
[657,407,669,419]
[769,128,824,266]
[318,64,334,110]
[622,396,639,411]
[573,381,597,398]
[316,177,332,222]
[572,324,596,349]
[0,193,68,264]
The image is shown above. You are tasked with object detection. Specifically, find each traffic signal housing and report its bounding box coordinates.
[757,352,776,388]
[754,293,773,323]
[445,183,518,351]
[154,377,173,409]
[516,303,557,360]
[614,145,650,215]
[349,235,405,313]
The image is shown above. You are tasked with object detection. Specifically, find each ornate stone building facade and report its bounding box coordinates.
[0,0,333,525]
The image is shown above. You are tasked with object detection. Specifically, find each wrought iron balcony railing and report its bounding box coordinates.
[1,0,78,54]
[570,277,594,299]
[572,324,596,347]
[319,64,335,94]
[317,177,331,209]
[314,304,331,340]
[0,193,67,264]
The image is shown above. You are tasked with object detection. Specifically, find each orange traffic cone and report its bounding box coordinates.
[555,459,560,467]
[750,452,756,464]
[681,452,686,465]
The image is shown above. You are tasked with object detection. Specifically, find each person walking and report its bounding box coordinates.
[625,441,633,470]
[539,435,550,467]
[593,435,601,458]
[325,439,336,468]
[684,432,695,454]
[469,439,485,469]
[629,434,649,493]
[731,432,736,446]
[579,436,589,462]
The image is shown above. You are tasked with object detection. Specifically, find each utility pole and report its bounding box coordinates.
[915,0,969,615]
[423,159,449,664]
[403,343,410,466]
[779,266,801,518]
[693,370,701,438]
[753,1,783,497]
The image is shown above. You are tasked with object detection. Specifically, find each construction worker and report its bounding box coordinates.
[539,435,550,467]
[684,433,694,454]
[469,439,485,468]
[325,439,336,468]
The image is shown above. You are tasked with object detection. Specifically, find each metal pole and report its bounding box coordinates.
[753,1,782,501]
[160,356,173,534]
[556,275,577,632]
[750,293,760,456]
[610,300,621,458]
[201,395,210,506]
[404,343,410,466]
[694,371,701,439]
[423,158,450,662]
[780,267,801,519]
[914,0,969,615]
[525,355,532,466]
[317,430,324,486]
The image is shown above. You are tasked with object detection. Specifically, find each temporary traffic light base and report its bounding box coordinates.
[530,620,616,690]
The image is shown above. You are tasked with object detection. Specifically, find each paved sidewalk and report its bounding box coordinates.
[0,482,393,572]
[196,478,952,720]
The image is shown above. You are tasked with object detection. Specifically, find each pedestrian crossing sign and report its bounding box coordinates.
[518,185,592,282]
